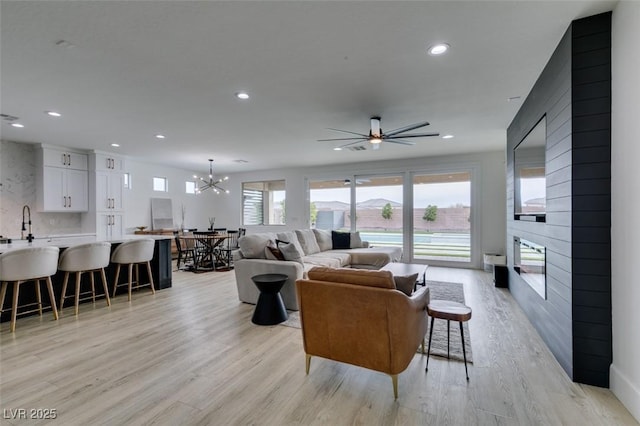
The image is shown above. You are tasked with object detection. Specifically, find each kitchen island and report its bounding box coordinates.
[0,234,172,323]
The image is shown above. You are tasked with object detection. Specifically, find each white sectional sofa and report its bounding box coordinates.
[233,229,402,310]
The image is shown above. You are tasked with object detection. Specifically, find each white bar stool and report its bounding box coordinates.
[111,239,156,301]
[58,242,112,315]
[0,246,60,332]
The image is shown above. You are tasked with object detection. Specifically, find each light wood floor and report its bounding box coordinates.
[1,266,637,425]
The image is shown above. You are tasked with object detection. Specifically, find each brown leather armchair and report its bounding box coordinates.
[296,266,430,398]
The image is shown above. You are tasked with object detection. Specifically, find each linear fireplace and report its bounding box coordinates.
[513,237,546,299]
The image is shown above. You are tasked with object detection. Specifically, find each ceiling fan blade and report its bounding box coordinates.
[383,139,416,146]
[317,137,369,142]
[385,132,440,139]
[339,140,368,148]
[326,128,369,137]
[384,121,431,136]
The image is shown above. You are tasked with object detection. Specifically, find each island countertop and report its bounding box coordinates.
[0,234,172,254]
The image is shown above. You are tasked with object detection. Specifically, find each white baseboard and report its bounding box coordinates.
[610,364,640,422]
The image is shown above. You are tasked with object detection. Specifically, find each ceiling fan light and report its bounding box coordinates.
[370,137,382,144]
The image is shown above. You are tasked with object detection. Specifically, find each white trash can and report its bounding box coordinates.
[483,254,506,272]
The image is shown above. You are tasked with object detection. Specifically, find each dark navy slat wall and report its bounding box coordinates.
[570,12,612,387]
[506,12,611,387]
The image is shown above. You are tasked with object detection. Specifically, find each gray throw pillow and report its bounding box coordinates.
[277,240,304,264]
[394,273,419,296]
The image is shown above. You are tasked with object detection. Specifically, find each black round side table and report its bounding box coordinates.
[251,273,289,325]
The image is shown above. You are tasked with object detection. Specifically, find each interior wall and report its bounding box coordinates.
[507,11,613,388]
[211,151,506,269]
[610,1,640,421]
[122,159,215,232]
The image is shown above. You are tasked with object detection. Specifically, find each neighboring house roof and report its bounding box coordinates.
[356,198,402,208]
[314,201,350,210]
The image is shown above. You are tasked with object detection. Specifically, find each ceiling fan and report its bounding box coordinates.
[318,117,439,150]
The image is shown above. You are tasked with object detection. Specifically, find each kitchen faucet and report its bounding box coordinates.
[21,205,34,242]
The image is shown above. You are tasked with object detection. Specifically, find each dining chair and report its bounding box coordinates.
[192,231,216,271]
[174,231,195,270]
[218,229,240,269]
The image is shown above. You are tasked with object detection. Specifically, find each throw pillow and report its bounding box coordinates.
[295,229,321,255]
[350,231,363,248]
[264,241,285,261]
[313,229,332,251]
[276,231,306,257]
[277,240,304,264]
[331,231,351,249]
[394,273,419,296]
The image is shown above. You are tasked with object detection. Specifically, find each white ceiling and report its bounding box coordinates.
[0,1,617,174]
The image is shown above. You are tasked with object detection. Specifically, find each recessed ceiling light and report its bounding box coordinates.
[46,111,62,117]
[155,134,166,139]
[442,135,454,139]
[11,123,24,128]
[111,143,120,147]
[236,92,250,100]
[428,43,450,56]
[333,147,342,151]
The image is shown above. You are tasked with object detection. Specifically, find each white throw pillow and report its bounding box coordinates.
[350,231,363,248]
[313,229,332,252]
[296,229,321,255]
[238,234,274,259]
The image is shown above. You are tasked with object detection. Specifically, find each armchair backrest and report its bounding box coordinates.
[296,267,429,376]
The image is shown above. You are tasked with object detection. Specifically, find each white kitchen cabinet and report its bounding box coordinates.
[96,171,124,211]
[97,213,124,240]
[36,146,89,212]
[42,148,88,170]
[94,153,125,172]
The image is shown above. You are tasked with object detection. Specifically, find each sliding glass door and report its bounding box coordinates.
[308,169,474,266]
[412,172,471,263]
[354,175,403,250]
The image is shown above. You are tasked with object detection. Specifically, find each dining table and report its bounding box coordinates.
[179,233,229,272]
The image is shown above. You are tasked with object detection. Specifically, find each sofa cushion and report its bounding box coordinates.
[331,231,351,249]
[307,251,351,267]
[307,266,395,289]
[313,229,332,251]
[277,231,305,257]
[238,233,277,259]
[277,240,304,264]
[302,255,342,269]
[394,273,419,296]
[295,229,321,255]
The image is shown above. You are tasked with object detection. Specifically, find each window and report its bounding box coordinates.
[185,180,196,194]
[309,179,350,230]
[242,180,286,225]
[153,177,168,192]
[123,173,131,189]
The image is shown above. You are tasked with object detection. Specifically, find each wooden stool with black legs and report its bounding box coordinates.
[425,299,472,380]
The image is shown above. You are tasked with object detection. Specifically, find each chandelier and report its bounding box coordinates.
[195,159,229,194]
